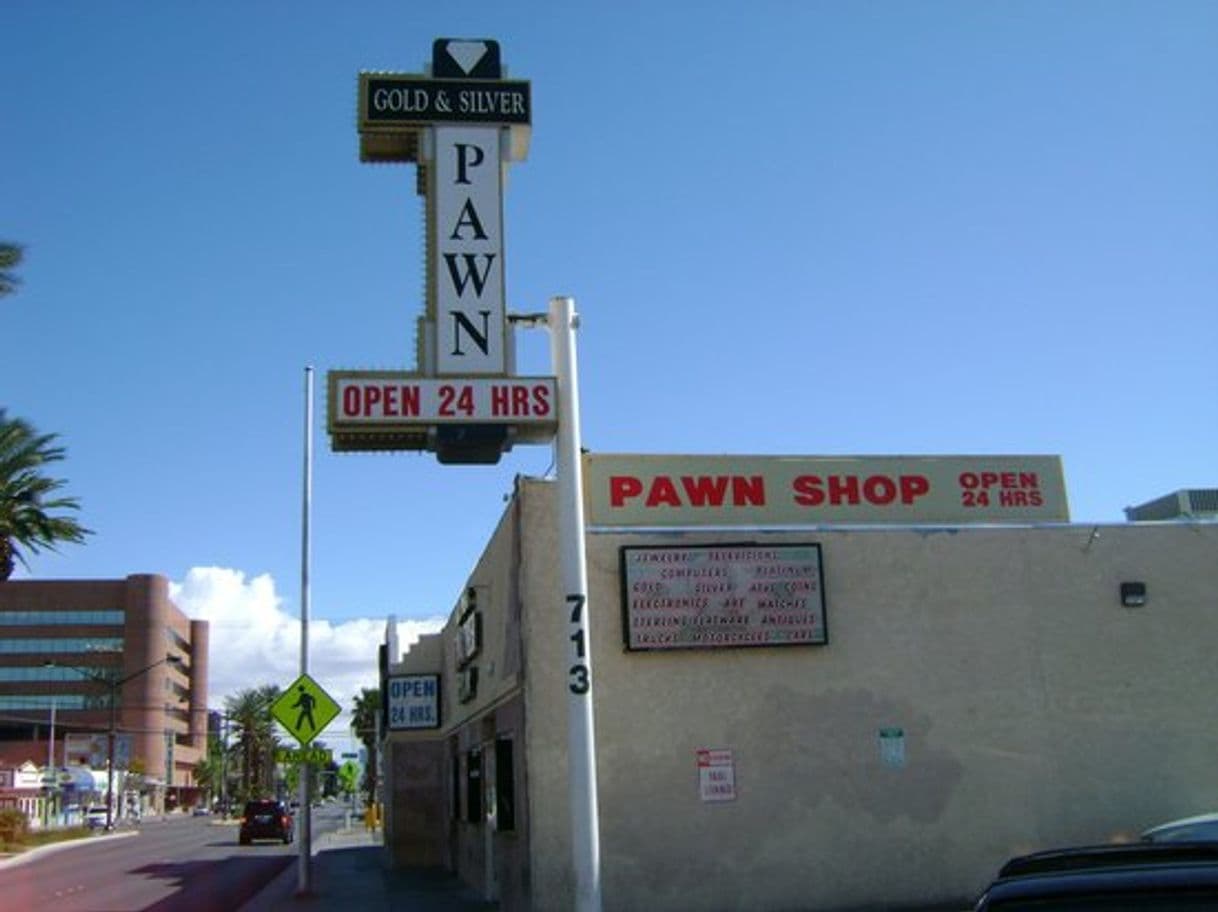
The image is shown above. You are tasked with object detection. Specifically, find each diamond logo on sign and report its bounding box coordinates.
[432,38,502,79]
[271,673,341,746]
[446,41,487,75]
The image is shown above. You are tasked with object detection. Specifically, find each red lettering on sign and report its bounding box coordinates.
[681,476,729,506]
[791,474,930,507]
[608,475,768,509]
[863,475,897,505]
[999,490,1044,507]
[532,384,552,417]
[959,472,1042,492]
[610,476,643,506]
[438,385,475,417]
[730,476,766,506]
[342,384,420,417]
[646,477,682,507]
[901,475,930,503]
[828,475,860,504]
[958,470,1045,509]
[489,383,553,418]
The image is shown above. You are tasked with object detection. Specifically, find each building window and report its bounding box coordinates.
[0,666,103,682]
[0,609,124,626]
[0,637,123,654]
[165,628,190,652]
[495,737,515,832]
[466,749,483,824]
[0,694,94,710]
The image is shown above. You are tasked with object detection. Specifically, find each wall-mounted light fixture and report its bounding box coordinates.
[1120,582,1147,608]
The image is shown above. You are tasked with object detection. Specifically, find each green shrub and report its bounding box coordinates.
[0,809,28,843]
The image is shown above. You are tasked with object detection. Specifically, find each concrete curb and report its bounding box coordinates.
[0,828,137,869]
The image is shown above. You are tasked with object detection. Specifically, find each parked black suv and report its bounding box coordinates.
[238,799,294,845]
[975,843,1218,909]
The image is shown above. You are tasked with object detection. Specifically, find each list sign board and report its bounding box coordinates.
[586,454,1069,527]
[621,543,827,651]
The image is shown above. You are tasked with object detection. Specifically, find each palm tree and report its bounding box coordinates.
[0,243,21,298]
[351,688,381,805]
[0,410,91,580]
[225,685,282,803]
[192,733,227,807]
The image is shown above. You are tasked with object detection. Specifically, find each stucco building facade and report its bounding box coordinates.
[382,465,1217,910]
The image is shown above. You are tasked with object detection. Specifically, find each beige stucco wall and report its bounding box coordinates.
[385,488,530,899]
[512,477,1218,910]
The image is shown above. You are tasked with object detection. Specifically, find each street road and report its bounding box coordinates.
[0,803,347,912]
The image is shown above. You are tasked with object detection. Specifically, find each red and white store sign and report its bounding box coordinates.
[583,454,1068,526]
[329,372,556,436]
[696,749,736,803]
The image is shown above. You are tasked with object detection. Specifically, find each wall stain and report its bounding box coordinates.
[759,685,964,825]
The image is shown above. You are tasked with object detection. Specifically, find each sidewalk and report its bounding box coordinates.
[239,826,496,912]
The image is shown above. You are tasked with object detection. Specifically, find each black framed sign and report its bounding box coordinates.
[620,543,827,651]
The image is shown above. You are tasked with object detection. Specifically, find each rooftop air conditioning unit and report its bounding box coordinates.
[1124,489,1218,522]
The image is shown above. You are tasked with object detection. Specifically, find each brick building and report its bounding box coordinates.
[0,574,208,817]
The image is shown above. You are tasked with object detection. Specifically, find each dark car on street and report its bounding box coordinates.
[238,799,294,845]
[974,843,1218,910]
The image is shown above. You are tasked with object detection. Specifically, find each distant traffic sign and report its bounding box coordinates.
[272,673,341,746]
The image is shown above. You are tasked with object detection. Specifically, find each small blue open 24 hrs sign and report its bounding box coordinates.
[388,674,441,730]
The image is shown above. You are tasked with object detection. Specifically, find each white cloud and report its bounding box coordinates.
[169,567,444,750]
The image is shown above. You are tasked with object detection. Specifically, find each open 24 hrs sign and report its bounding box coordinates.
[328,372,557,443]
[387,675,441,730]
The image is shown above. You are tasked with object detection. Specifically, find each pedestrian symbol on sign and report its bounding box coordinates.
[293,685,317,732]
[271,673,341,746]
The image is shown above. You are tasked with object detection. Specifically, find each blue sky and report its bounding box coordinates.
[4,2,1215,722]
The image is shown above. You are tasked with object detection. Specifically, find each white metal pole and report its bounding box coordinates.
[549,295,602,912]
[47,696,56,826]
[299,366,314,894]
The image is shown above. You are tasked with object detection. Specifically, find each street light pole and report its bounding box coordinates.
[47,654,182,831]
[45,695,57,827]
[220,715,229,817]
[105,678,118,830]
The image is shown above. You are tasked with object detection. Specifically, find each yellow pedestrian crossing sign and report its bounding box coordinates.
[272,673,341,746]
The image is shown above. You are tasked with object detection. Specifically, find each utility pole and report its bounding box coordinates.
[219,715,229,816]
[298,366,314,894]
[44,696,57,826]
[549,296,603,912]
